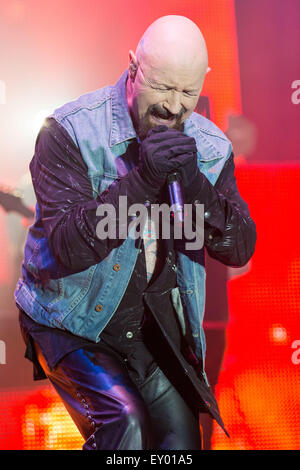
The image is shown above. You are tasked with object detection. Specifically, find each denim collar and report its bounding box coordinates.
[110,70,138,147]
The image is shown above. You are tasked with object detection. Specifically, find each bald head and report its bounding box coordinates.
[136,15,208,77]
[126,15,209,139]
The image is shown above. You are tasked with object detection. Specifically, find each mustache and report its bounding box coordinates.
[147,104,185,121]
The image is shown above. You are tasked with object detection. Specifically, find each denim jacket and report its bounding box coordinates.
[14,70,256,381]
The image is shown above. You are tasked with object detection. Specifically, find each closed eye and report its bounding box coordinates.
[183,91,198,97]
[151,84,198,96]
[152,86,169,92]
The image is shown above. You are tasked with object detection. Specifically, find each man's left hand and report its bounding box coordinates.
[164,128,202,203]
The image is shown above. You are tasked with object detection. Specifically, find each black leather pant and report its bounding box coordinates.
[34,338,202,450]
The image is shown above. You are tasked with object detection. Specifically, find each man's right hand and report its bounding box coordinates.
[138,125,197,189]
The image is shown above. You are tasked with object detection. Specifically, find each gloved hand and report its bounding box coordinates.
[138,125,198,189]
[177,151,205,203]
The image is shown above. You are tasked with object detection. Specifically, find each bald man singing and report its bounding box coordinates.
[15,16,256,450]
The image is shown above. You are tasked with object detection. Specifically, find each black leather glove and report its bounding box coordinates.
[178,152,205,203]
[138,125,198,189]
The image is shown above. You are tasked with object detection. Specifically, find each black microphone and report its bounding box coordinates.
[167,172,184,224]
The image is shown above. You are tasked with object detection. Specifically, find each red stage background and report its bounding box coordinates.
[0,0,299,450]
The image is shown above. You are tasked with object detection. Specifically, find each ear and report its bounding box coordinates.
[128,50,138,81]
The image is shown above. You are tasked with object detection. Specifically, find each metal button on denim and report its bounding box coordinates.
[113,264,121,271]
[95,304,103,312]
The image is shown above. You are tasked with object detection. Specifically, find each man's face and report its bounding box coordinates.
[128,60,205,139]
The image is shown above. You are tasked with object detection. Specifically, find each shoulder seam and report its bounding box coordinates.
[190,113,230,142]
[53,92,112,123]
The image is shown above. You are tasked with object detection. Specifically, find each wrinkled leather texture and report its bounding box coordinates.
[191,153,257,267]
[33,338,202,450]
